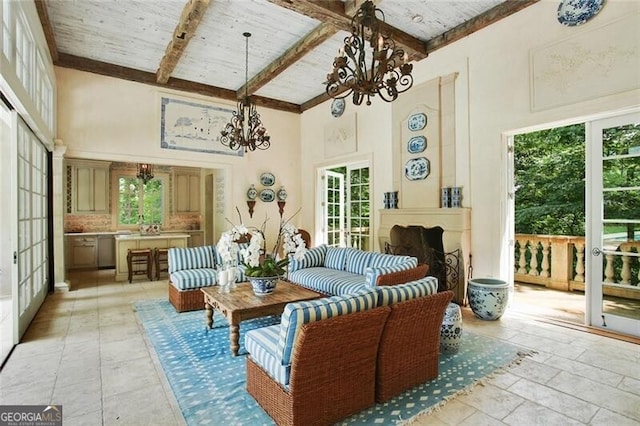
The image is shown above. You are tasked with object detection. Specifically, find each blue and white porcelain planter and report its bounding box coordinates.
[467,278,509,320]
[440,303,463,353]
[248,276,279,296]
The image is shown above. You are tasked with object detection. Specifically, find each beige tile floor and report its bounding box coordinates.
[0,269,638,426]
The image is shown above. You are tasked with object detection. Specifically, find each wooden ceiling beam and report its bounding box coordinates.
[268,0,427,60]
[55,53,301,114]
[238,22,338,98]
[156,0,211,84]
[34,0,58,62]
[426,0,540,53]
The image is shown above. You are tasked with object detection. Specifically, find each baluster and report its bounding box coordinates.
[620,254,631,285]
[540,240,550,278]
[528,240,539,276]
[517,238,528,274]
[574,243,585,282]
[604,254,615,283]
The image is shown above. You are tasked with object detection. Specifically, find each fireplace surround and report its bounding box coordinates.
[378,208,471,303]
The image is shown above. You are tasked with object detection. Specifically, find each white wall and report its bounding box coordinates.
[300,1,640,280]
[56,67,302,244]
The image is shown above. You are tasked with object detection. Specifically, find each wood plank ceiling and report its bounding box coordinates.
[36,0,538,114]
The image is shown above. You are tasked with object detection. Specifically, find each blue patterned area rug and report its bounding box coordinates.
[134,299,531,425]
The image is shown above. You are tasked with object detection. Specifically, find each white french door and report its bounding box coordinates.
[587,111,640,337]
[321,170,345,247]
[318,163,371,248]
[0,99,14,365]
[12,112,49,340]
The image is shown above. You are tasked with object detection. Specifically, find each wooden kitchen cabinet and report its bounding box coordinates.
[67,159,111,214]
[188,231,204,247]
[67,235,98,269]
[173,168,201,213]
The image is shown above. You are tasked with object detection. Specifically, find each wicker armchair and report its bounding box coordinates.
[376,290,454,402]
[246,306,391,426]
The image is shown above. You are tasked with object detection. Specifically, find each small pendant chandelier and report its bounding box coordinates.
[220,32,271,152]
[137,163,154,184]
[325,0,414,106]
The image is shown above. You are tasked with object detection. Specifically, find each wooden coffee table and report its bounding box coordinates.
[201,280,321,356]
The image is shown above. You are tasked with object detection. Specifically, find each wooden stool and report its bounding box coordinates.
[155,247,170,280]
[127,248,153,283]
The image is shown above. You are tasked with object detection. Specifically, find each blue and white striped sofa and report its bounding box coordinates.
[287,245,419,296]
[167,245,247,312]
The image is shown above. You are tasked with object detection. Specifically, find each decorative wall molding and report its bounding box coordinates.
[324,112,357,158]
[530,12,640,111]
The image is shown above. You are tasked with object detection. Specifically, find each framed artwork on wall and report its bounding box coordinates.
[160,96,243,157]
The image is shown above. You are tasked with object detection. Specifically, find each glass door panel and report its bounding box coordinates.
[323,170,344,247]
[588,113,640,337]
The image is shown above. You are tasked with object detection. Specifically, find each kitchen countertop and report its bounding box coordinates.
[65,230,202,237]
[64,231,121,237]
[114,233,190,240]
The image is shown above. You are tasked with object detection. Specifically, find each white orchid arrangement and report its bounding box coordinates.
[217,208,307,278]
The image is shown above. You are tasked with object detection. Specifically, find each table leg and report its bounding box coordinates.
[230,323,239,356]
[205,302,213,331]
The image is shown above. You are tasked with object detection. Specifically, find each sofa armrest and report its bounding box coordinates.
[363,258,419,287]
[375,264,429,286]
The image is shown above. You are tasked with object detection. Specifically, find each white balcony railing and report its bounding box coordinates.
[514,234,640,301]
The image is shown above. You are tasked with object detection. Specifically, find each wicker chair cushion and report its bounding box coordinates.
[287,267,367,296]
[324,246,347,270]
[376,276,439,306]
[288,244,327,272]
[277,289,378,365]
[363,257,419,287]
[168,246,216,273]
[245,325,290,387]
[344,247,374,275]
[169,268,217,290]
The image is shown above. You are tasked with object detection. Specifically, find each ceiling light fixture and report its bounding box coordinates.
[325,0,414,106]
[137,163,154,184]
[220,32,271,152]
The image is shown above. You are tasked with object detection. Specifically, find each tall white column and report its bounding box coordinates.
[52,139,69,292]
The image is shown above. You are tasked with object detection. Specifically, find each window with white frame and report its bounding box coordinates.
[117,174,166,227]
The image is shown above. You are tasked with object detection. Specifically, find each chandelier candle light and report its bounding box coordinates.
[220,32,271,152]
[136,163,154,184]
[325,0,414,106]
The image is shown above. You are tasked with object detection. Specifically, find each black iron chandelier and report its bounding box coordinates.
[136,163,154,184]
[220,32,271,152]
[325,0,414,106]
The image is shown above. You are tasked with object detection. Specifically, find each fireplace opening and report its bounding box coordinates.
[385,224,460,294]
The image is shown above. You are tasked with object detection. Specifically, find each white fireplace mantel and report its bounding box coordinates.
[378,207,471,303]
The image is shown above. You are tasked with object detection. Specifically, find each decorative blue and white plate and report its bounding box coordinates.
[260,172,275,187]
[557,0,605,26]
[407,136,427,154]
[407,113,427,131]
[259,189,275,202]
[331,98,346,118]
[404,157,430,181]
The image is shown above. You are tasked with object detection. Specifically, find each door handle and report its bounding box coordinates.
[592,247,602,256]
